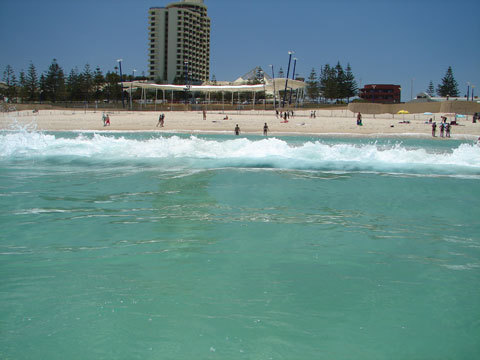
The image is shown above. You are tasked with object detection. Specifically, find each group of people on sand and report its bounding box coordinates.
[431,118,451,138]
[101,112,110,126]
[234,123,269,136]
[276,110,294,122]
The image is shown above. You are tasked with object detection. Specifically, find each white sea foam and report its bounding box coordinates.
[1,131,479,176]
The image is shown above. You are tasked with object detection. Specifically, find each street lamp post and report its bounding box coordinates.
[130,69,136,110]
[472,85,475,101]
[184,61,189,105]
[289,58,297,105]
[269,64,276,110]
[282,51,294,108]
[411,78,414,101]
[467,82,470,101]
[117,59,124,108]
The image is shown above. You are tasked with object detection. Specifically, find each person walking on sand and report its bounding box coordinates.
[263,122,269,136]
[445,122,451,138]
[234,124,240,136]
[432,122,436,137]
[439,122,445,137]
[105,114,110,126]
[102,112,106,126]
[203,110,207,120]
[156,113,162,127]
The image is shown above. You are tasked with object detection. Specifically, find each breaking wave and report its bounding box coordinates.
[1,130,479,177]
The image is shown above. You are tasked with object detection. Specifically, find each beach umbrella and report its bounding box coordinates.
[397,110,409,114]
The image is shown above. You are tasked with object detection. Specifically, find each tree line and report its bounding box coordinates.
[1,59,147,104]
[303,62,358,104]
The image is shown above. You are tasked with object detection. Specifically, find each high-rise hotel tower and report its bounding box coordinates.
[148,0,211,84]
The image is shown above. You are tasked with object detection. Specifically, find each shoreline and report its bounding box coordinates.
[2,109,480,140]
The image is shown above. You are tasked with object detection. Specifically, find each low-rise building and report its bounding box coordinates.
[359,84,401,103]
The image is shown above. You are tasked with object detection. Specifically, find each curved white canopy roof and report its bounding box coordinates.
[124,79,306,93]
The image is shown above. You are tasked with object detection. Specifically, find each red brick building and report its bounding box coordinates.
[359,84,401,103]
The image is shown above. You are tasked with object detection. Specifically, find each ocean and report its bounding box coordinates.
[1,128,480,359]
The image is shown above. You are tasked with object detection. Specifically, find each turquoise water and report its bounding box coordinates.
[1,129,480,359]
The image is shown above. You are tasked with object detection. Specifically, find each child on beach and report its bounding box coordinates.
[234,124,240,135]
[357,112,362,126]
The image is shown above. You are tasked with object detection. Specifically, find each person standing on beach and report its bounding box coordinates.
[432,122,436,137]
[445,122,451,138]
[357,112,362,126]
[234,124,240,136]
[439,122,445,137]
[203,110,207,120]
[156,113,163,127]
[102,112,106,126]
[105,114,110,126]
[263,123,269,136]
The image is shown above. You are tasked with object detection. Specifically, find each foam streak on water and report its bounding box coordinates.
[1,131,479,177]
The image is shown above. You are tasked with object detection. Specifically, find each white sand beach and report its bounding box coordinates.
[2,109,480,139]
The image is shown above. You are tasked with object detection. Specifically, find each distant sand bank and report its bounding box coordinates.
[2,109,480,139]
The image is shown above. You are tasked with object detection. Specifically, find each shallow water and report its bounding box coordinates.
[1,130,480,359]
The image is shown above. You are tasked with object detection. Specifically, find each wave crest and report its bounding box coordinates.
[1,131,479,176]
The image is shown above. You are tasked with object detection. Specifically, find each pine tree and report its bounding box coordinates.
[19,70,29,101]
[437,66,459,97]
[66,67,82,101]
[26,62,39,101]
[2,65,17,100]
[335,62,346,101]
[104,71,121,103]
[344,63,358,103]
[306,68,320,101]
[44,59,66,102]
[39,74,46,102]
[426,81,435,97]
[319,64,337,102]
[93,66,105,101]
[81,64,94,102]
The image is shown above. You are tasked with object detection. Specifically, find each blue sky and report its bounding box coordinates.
[1,0,479,101]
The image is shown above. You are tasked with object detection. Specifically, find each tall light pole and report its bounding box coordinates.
[269,64,276,110]
[130,69,136,110]
[289,58,297,105]
[411,78,414,101]
[117,59,124,108]
[184,61,189,105]
[472,85,475,101]
[282,51,294,108]
[467,82,470,101]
